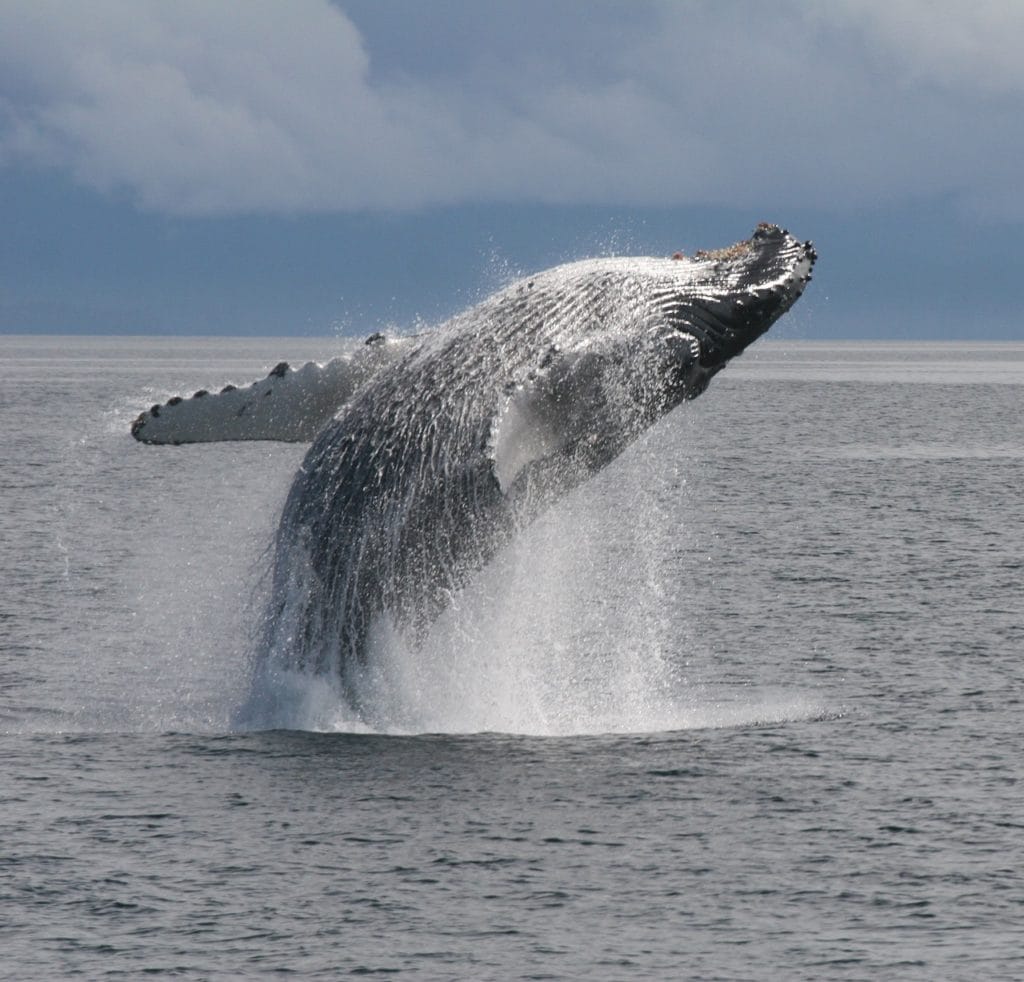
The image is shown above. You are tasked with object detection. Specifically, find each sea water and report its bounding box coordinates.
[1,336,1022,979]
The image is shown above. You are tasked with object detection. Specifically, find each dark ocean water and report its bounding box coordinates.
[1,337,1022,979]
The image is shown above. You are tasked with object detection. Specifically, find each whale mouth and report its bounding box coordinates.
[681,223,816,367]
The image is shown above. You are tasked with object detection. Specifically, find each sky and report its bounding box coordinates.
[1,0,1022,339]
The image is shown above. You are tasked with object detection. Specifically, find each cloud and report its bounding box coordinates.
[827,0,1024,97]
[1,0,1021,219]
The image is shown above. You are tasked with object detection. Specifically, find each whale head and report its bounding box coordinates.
[662,222,816,388]
[485,225,815,497]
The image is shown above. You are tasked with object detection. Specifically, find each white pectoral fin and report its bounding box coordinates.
[487,346,608,494]
[488,381,567,494]
[487,330,705,493]
[131,336,411,444]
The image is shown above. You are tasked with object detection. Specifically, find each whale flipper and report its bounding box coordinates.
[488,329,706,494]
[131,334,411,444]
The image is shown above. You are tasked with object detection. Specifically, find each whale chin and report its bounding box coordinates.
[677,223,816,368]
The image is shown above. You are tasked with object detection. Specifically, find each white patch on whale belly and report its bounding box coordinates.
[489,385,569,493]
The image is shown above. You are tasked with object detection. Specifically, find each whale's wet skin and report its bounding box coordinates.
[132,224,815,724]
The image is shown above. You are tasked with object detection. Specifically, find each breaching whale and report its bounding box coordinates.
[132,224,815,710]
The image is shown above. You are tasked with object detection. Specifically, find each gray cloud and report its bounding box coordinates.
[1,0,1020,219]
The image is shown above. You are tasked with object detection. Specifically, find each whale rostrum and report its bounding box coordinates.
[131,224,815,708]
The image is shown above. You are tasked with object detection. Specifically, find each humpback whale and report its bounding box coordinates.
[132,224,815,711]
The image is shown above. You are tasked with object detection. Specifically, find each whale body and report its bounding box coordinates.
[132,224,815,712]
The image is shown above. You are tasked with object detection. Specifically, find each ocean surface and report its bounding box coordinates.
[2,335,1022,979]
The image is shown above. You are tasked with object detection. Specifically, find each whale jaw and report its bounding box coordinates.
[678,223,816,368]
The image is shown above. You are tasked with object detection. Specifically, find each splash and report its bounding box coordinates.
[238,442,831,736]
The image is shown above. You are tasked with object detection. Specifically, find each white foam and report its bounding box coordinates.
[239,464,833,737]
